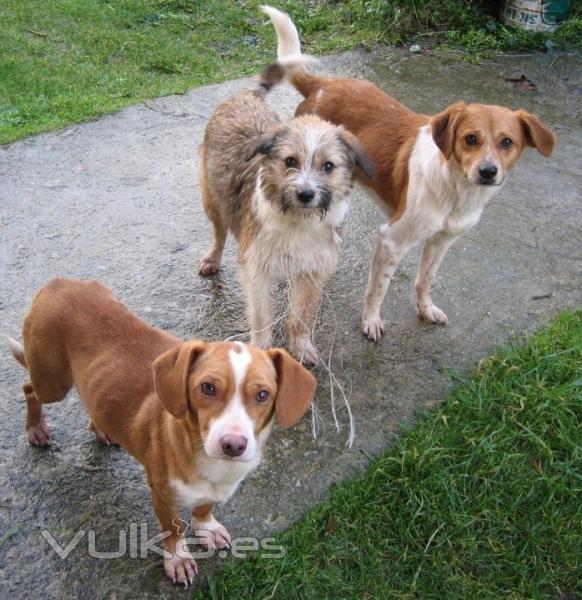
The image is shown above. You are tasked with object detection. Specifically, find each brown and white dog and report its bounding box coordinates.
[263,5,556,340]
[199,61,373,364]
[6,278,316,586]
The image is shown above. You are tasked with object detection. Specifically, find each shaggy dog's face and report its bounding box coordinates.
[252,115,374,217]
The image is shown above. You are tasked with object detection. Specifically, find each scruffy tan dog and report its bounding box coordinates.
[199,63,373,364]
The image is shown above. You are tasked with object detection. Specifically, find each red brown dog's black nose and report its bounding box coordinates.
[220,434,248,457]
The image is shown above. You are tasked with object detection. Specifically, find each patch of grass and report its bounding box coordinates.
[1,1,581,144]
[195,311,582,599]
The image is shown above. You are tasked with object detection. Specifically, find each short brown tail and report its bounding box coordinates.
[6,337,27,369]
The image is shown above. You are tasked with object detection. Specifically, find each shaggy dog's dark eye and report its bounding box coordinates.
[323,161,335,173]
[256,390,270,403]
[465,134,478,145]
[501,137,513,149]
[201,382,216,396]
[285,157,297,168]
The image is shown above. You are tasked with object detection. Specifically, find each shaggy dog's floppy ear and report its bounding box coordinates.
[339,129,375,179]
[431,101,466,160]
[246,124,288,160]
[515,110,556,157]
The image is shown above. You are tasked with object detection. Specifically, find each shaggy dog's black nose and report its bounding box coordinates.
[297,189,315,204]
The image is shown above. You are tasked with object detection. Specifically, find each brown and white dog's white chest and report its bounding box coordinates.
[403,126,500,239]
[170,454,261,507]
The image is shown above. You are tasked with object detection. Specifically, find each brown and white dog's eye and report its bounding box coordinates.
[465,134,478,146]
[285,157,297,169]
[201,382,216,396]
[256,390,270,403]
[322,161,335,174]
[501,137,513,149]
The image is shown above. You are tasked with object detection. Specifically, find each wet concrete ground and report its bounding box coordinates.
[0,48,580,599]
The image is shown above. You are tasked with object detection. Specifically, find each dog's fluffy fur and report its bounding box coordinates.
[263,5,556,340]
[199,62,373,363]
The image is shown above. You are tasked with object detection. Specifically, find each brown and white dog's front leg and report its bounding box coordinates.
[287,272,325,365]
[362,222,413,341]
[191,503,232,551]
[241,266,275,348]
[415,232,459,324]
[150,485,197,586]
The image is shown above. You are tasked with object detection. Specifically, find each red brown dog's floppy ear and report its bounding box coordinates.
[431,101,466,160]
[340,130,375,179]
[515,110,556,157]
[268,348,317,428]
[153,341,207,419]
[246,124,288,161]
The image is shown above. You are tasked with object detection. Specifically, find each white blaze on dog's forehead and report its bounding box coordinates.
[229,342,252,388]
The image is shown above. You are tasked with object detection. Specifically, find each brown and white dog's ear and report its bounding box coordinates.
[515,110,556,157]
[268,348,317,428]
[152,341,207,419]
[340,130,375,179]
[431,101,466,159]
[246,124,288,160]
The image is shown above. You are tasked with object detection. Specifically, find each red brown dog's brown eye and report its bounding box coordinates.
[501,137,513,149]
[256,390,270,403]
[285,157,297,169]
[323,161,335,173]
[465,134,478,145]
[201,382,216,396]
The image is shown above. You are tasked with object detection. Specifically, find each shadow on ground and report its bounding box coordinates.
[0,48,580,599]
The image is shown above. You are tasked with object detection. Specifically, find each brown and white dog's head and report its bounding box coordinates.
[153,340,316,462]
[431,102,555,187]
[248,114,374,216]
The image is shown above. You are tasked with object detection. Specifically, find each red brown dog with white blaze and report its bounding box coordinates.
[262,5,556,340]
[7,278,316,586]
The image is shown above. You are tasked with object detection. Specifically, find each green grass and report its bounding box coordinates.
[194,311,582,600]
[1,0,581,144]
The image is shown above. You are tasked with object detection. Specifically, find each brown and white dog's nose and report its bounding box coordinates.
[478,163,498,184]
[220,434,248,458]
[297,188,315,204]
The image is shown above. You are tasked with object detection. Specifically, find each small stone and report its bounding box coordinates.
[410,44,421,52]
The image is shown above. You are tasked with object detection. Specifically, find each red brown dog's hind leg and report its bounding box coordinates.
[23,381,52,446]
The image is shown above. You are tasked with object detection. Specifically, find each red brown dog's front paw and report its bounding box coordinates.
[164,550,198,587]
[27,419,51,446]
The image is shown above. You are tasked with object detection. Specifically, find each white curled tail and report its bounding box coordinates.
[260,5,315,68]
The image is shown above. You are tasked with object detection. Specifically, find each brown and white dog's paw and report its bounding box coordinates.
[191,516,232,551]
[361,315,384,342]
[289,337,319,366]
[164,546,198,587]
[418,304,448,324]
[27,419,51,446]
[199,255,221,276]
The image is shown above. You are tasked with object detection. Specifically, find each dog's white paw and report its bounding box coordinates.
[164,549,198,587]
[361,314,384,341]
[199,255,221,276]
[251,330,272,350]
[289,337,319,366]
[27,419,51,446]
[191,517,231,551]
[419,304,448,324]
